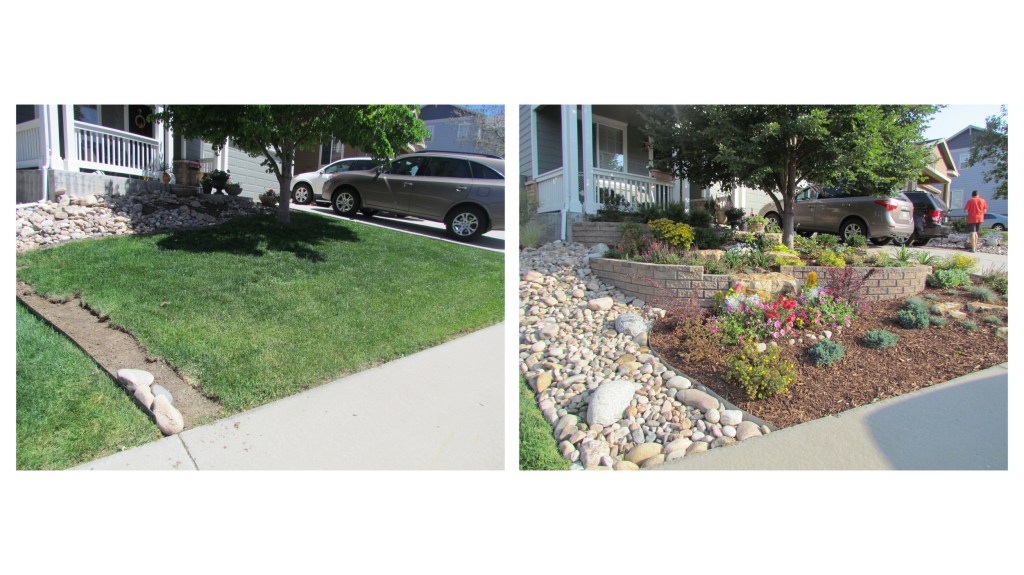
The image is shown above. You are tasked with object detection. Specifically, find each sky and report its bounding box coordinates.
[924,104,1004,140]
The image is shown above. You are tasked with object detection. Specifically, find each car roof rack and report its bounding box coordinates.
[409,150,503,160]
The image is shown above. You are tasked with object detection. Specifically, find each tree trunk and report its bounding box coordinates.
[276,157,294,225]
[781,188,795,248]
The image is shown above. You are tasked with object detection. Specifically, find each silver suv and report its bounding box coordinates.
[321,151,505,241]
[759,187,914,245]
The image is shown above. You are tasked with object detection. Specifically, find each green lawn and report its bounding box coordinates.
[17,212,504,412]
[17,303,159,470]
[519,376,569,470]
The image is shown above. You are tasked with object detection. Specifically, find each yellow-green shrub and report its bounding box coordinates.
[648,218,695,250]
[723,344,795,399]
[818,250,846,267]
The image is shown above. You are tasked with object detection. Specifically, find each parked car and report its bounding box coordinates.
[983,213,1008,231]
[759,187,915,244]
[893,191,952,246]
[320,151,505,241]
[290,157,380,205]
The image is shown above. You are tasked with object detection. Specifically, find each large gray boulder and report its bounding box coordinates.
[587,380,637,426]
[614,313,647,338]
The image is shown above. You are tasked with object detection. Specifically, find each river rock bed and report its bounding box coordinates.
[16,190,272,252]
[520,241,770,471]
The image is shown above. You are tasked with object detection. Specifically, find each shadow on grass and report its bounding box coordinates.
[155,214,359,262]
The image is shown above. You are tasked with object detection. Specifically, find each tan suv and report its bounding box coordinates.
[759,187,915,245]
[321,151,504,241]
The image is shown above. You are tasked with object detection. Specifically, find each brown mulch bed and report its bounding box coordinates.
[650,284,1008,429]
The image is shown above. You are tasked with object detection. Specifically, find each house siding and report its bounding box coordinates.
[535,106,563,175]
[202,142,281,196]
[945,127,1007,216]
[519,104,533,178]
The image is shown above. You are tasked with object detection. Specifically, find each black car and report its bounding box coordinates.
[895,191,953,246]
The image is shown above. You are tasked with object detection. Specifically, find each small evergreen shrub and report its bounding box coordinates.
[982,315,1003,326]
[723,344,796,399]
[815,234,841,249]
[693,226,724,250]
[980,271,1008,296]
[845,233,867,248]
[930,316,948,327]
[959,319,980,331]
[924,293,940,301]
[897,298,930,329]
[928,268,971,289]
[945,289,958,296]
[964,286,999,303]
[808,339,846,366]
[687,209,715,228]
[818,249,847,267]
[648,218,695,250]
[862,329,899,349]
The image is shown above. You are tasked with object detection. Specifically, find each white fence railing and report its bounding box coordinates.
[17,119,45,168]
[535,169,565,213]
[199,157,218,173]
[74,122,160,177]
[589,168,680,211]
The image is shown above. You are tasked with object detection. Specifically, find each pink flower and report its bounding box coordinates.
[772,331,780,339]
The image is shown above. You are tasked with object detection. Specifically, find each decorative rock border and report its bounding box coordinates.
[520,241,772,471]
[116,369,184,435]
[591,257,931,306]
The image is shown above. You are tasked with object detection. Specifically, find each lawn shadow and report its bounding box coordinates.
[155,214,359,262]
[863,366,1008,469]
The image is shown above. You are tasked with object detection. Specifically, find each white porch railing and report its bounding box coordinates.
[17,119,45,168]
[198,157,218,173]
[588,168,680,211]
[74,122,160,177]
[535,169,566,213]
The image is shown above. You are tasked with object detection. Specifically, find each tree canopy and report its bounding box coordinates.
[966,105,1008,199]
[156,105,428,224]
[640,105,939,246]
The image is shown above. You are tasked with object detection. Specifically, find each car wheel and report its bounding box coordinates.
[331,187,361,217]
[764,212,782,229]
[292,183,314,205]
[839,218,868,243]
[993,223,1006,231]
[892,233,915,246]
[359,208,378,218]
[870,237,893,246]
[446,206,486,241]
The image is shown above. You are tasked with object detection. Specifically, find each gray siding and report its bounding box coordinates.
[202,142,281,196]
[422,119,483,154]
[519,105,533,178]
[945,129,1007,216]
[535,106,563,174]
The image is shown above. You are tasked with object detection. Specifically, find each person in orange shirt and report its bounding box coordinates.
[964,190,988,253]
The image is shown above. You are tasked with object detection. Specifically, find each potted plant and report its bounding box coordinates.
[225,181,243,196]
[259,189,279,207]
[725,207,745,229]
[745,214,767,233]
[199,173,214,194]
[209,169,230,193]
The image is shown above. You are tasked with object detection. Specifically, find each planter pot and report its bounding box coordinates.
[748,222,765,234]
[201,181,213,194]
[225,184,243,197]
[259,196,278,207]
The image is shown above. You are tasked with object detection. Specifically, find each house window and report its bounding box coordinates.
[595,123,625,172]
[16,105,36,124]
[951,189,964,210]
[456,122,471,141]
[959,152,970,167]
[74,105,100,125]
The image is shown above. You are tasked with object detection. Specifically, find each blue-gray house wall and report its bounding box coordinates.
[944,126,1007,217]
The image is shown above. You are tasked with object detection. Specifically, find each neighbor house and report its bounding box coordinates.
[520,105,704,242]
[421,105,503,157]
[942,125,1005,217]
[16,104,280,203]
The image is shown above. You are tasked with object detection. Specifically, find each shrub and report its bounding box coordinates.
[964,285,999,303]
[774,255,805,267]
[937,254,977,273]
[594,194,634,222]
[913,251,938,266]
[980,271,1008,296]
[808,339,846,366]
[930,316,948,327]
[927,268,972,289]
[734,231,757,245]
[520,220,544,248]
[945,289,958,296]
[924,293,940,301]
[649,218,696,250]
[862,329,899,349]
[818,250,846,267]
[688,209,715,228]
[845,233,867,248]
[815,234,841,249]
[661,203,689,223]
[723,344,796,399]
[693,226,724,250]
[959,319,979,331]
[982,315,1003,326]
[769,243,799,255]
[619,222,648,256]
[897,298,929,329]
[672,312,724,365]
[952,218,969,233]
[844,252,867,267]
[825,266,873,304]
[890,244,914,263]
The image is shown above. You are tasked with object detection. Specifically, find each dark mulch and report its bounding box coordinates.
[650,285,1008,429]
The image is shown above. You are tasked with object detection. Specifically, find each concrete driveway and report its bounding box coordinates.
[291,202,505,253]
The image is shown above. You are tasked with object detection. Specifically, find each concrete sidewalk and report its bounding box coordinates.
[76,324,504,470]
[655,363,1008,470]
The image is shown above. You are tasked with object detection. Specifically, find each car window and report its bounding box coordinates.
[388,157,427,176]
[323,161,350,175]
[421,157,472,178]
[351,160,377,171]
[469,161,504,180]
[985,213,995,220]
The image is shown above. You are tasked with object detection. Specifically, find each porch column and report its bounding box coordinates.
[560,105,581,240]
[153,105,173,170]
[45,105,62,167]
[580,105,595,215]
[61,104,78,171]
